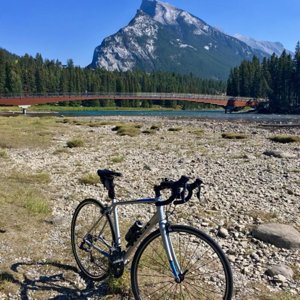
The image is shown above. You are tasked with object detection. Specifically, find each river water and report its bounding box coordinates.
[62,110,300,124]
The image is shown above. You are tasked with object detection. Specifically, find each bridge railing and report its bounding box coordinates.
[0,92,264,102]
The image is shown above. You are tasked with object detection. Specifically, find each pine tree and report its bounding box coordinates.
[294,41,300,109]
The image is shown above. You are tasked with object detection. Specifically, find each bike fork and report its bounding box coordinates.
[158,207,182,282]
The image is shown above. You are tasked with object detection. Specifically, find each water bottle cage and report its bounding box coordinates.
[125,221,143,247]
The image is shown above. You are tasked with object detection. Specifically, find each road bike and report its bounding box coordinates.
[71,169,233,299]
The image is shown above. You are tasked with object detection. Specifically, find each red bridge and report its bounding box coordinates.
[0,92,266,113]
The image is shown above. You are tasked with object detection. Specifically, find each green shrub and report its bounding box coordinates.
[150,125,160,131]
[25,196,50,215]
[269,135,300,144]
[221,133,247,140]
[168,127,182,132]
[111,155,125,163]
[66,139,84,148]
[112,125,140,137]
[0,149,8,159]
[142,129,156,135]
[79,173,99,185]
[107,272,131,296]
[189,129,204,136]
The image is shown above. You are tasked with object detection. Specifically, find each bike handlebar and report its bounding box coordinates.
[154,176,203,206]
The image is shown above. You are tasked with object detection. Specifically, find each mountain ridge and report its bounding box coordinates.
[89,0,289,79]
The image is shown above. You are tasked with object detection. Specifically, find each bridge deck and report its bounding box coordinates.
[0,92,264,108]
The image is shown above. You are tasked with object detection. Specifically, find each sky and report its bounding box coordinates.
[0,0,299,67]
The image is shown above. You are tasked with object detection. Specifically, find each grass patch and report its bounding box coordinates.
[66,138,84,148]
[107,272,131,297]
[111,155,125,164]
[221,132,247,140]
[24,193,50,215]
[0,116,58,149]
[0,272,18,293]
[112,124,141,137]
[0,183,50,216]
[0,149,8,159]
[189,129,204,136]
[0,170,51,216]
[257,292,300,300]
[290,264,300,281]
[79,173,99,185]
[248,210,278,223]
[269,135,300,144]
[58,118,113,127]
[8,171,51,185]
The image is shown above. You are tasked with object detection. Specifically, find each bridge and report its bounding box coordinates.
[0,92,266,114]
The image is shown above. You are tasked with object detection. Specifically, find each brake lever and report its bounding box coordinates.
[195,178,203,201]
[196,186,201,200]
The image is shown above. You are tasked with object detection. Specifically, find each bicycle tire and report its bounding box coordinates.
[71,198,115,280]
[131,224,233,300]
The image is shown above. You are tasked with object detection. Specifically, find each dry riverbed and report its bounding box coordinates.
[0,115,299,299]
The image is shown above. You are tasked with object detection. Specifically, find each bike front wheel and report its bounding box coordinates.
[131,224,233,300]
[71,198,115,280]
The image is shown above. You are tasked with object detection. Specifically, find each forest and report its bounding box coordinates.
[227,42,300,113]
[0,49,225,109]
[1,43,300,113]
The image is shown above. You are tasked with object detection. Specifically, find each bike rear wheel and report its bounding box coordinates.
[71,198,115,280]
[131,224,233,300]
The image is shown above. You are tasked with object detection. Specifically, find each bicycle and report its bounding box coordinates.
[71,169,233,299]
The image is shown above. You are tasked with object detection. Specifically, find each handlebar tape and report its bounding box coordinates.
[155,176,203,206]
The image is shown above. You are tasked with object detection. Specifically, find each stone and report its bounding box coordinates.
[252,223,300,249]
[266,264,294,279]
[218,227,229,238]
[263,150,297,159]
[46,216,66,226]
[273,274,287,283]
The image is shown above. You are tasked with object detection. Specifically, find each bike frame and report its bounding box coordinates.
[107,196,182,280]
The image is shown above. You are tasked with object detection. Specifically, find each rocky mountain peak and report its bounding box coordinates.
[89,0,287,79]
[140,0,182,25]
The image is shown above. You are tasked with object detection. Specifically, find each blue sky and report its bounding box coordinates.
[0,0,299,67]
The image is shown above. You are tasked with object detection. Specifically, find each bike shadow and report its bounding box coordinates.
[10,260,109,299]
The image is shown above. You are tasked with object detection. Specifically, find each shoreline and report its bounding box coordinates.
[1,109,299,126]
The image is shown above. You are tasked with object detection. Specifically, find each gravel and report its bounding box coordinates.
[0,116,299,299]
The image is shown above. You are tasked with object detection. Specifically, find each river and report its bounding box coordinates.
[61,110,300,124]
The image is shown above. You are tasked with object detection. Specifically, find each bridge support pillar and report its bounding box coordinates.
[225,106,234,114]
[18,105,31,115]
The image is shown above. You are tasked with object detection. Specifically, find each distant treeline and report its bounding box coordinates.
[227,42,300,113]
[0,49,226,109]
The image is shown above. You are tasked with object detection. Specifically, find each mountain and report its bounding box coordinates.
[89,0,276,79]
[234,34,290,56]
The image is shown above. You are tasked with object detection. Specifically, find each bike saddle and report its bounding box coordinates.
[97,169,122,180]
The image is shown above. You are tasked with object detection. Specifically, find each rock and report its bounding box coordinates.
[244,154,256,160]
[46,216,66,226]
[218,227,229,238]
[227,255,236,263]
[266,264,294,279]
[263,150,297,159]
[273,274,287,283]
[252,223,300,249]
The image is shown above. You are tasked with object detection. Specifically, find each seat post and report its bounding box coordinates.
[97,169,122,199]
